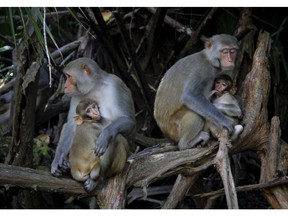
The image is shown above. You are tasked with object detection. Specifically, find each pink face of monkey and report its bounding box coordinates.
[219,46,238,70]
[85,103,101,121]
[64,70,77,95]
[214,79,229,97]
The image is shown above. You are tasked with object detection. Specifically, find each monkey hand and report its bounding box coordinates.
[94,129,114,156]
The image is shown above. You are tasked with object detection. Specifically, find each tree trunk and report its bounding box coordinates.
[4,12,45,209]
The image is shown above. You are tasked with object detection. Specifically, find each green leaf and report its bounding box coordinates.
[8,8,17,49]
[24,7,45,45]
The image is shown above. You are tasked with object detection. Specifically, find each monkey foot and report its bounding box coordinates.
[61,159,70,172]
[196,139,217,147]
[191,131,210,147]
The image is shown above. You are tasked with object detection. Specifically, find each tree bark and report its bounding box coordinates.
[214,129,238,209]
[5,15,43,168]
[259,116,288,208]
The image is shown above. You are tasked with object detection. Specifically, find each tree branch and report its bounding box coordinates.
[145,7,194,36]
[214,129,238,209]
[0,163,88,195]
[0,144,215,195]
[194,176,288,199]
[113,11,154,113]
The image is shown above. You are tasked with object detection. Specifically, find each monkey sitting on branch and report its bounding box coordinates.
[51,57,136,179]
[69,98,129,192]
[154,34,240,150]
[189,74,244,147]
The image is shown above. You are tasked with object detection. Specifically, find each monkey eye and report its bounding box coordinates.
[220,48,237,54]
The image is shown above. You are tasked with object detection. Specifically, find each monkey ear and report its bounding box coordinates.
[200,35,213,49]
[73,115,83,125]
[82,64,93,76]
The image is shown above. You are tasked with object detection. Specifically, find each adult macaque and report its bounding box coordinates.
[69,98,129,192]
[51,57,136,177]
[190,74,244,147]
[154,34,239,150]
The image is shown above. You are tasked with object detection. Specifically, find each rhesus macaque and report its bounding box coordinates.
[69,98,129,192]
[154,34,239,150]
[51,57,136,177]
[190,74,244,146]
[74,98,102,122]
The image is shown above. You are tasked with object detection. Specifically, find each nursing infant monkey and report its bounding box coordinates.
[190,74,243,147]
[69,98,129,192]
[154,34,243,150]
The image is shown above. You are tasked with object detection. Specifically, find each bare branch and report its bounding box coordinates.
[194,176,288,199]
[0,163,88,195]
[214,129,238,209]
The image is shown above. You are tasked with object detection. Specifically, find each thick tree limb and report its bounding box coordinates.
[0,163,87,194]
[162,173,202,208]
[259,116,288,208]
[214,129,238,209]
[126,144,216,188]
[232,30,271,154]
[0,144,216,195]
[50,40,81,60]
[145,7,194,36]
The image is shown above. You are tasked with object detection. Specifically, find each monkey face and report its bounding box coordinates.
[214,79,229,97]
[86,103,101,121]
[219,47,237,70]
[64,70,78,95]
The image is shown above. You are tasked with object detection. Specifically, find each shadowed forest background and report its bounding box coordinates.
[0,7,288,209]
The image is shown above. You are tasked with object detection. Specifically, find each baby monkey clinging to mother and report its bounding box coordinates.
[69,98,129,192]
[189,74,244,147]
